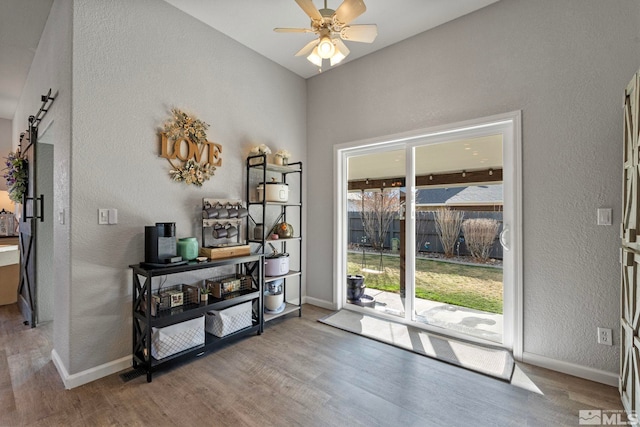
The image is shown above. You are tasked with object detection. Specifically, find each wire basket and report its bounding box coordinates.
[205,274,253,299]
[145,283,200,317]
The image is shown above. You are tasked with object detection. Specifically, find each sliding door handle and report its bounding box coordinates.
[499,226,510,251]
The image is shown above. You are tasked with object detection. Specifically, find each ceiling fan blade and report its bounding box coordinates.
[274,27,314,33]
[295,39,319,57]
[340,24,377,43]
[335,38,351,56]
[334,0,366,26]
[295,0,323,22]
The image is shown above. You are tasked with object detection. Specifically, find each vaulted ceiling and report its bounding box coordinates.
[0,0,499,120]
[164,0,499,79]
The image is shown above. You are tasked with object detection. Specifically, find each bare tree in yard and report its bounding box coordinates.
[434,208,464,257]
[462,218,500,261]
[359,189,399,254]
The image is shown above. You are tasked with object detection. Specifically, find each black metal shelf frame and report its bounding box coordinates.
[130,253,263,382]
[264,270,302,283]
[246,154,303,323]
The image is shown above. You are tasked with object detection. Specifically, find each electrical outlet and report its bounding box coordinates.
[597,327,612,346]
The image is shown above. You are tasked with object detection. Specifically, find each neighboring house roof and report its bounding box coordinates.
[416,184,503,207]
[347,184,502,211]
[415,187,464,205]
[346,190,402,212]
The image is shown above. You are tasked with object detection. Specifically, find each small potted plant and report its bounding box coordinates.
[200,286,210,303]
[274,149,291,166]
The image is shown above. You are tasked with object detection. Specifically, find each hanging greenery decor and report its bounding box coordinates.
[3,150,28,203]
[160,108,221,187]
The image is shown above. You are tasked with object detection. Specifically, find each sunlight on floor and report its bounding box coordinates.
[511,364,544,395]
[336,305,544,395]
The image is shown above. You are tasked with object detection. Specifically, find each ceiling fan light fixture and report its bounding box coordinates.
[307,46,323,67]
[330,51,346,66]
[330,39,350,66]
[278,0,375,69]
[317,36,336,59]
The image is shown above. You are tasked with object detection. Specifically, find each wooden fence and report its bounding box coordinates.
[348,210,503,259]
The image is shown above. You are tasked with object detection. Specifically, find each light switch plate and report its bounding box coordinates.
[108,208,118,224]
[597,208,612,226]
[98,209,108,225]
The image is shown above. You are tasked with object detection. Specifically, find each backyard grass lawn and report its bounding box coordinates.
[348,252,503,314]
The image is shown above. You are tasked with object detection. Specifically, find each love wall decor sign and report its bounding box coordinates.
[160,108,222,186]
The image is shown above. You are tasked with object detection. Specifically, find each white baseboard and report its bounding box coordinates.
[51,349,131,389]
[303,296,336,311]
[522,351,618,387]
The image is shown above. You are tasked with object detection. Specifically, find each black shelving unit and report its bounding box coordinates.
[246,154,302,323]
[130,254,263,382]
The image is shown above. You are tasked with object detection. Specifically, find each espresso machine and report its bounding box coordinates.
[144,222,185,267]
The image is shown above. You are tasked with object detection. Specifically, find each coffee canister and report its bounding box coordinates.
[177,237,198,261]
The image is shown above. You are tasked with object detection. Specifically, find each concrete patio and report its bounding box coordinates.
[350,288,503,344]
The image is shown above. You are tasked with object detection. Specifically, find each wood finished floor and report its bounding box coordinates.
[0,303,623,426]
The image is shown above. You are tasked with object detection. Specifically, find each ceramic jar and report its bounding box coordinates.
[177,237,198,261]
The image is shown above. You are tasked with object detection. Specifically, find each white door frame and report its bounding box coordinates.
[333,111,523,359]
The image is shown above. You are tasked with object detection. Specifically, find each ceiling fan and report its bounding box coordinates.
[274,0,378,68]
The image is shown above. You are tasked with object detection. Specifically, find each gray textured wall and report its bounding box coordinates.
[15,0,306,376]
[306,0,640,373]
[66,0,306,374]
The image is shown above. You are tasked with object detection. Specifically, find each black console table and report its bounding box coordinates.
[130,254,263,382]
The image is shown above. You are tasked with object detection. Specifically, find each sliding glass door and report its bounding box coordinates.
[409,136,504,344]
[336,113,521,353]
[346,148,405,318]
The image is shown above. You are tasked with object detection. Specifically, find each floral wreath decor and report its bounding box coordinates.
[3,150,28,203]
[163,108,209,145]
[169,159,214,186]
[161,108,222,187]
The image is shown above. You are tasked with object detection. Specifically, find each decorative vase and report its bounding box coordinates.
[346,275,366,302]
[274,156,284,166]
